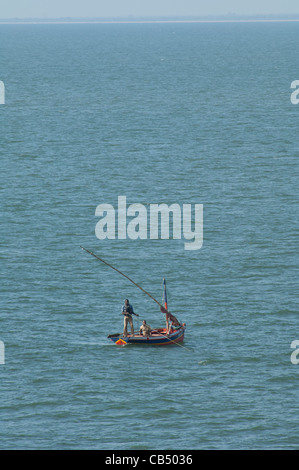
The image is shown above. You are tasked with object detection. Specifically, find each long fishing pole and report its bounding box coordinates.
[80,246,172,316]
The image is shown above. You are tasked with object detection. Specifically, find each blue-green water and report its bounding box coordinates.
[0,22,299,450]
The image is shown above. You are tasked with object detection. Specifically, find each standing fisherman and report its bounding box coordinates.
[122,299,139,336]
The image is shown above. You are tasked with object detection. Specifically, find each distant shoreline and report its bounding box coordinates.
[1,15,299,25]
[1,20,299,25]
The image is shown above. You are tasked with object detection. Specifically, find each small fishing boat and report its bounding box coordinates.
[80,247,186,348]
[108,325,186,346]
[108,278,186,346]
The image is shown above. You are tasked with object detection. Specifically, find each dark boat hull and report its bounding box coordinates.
[108,326,186,346]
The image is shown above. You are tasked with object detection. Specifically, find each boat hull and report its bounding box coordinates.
[108,326,186,346]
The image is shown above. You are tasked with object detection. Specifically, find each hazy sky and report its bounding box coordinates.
[1,0,299,19]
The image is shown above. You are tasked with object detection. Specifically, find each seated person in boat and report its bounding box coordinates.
[139,320,152,337]
[166,312,181,334]
[122,299,139,336]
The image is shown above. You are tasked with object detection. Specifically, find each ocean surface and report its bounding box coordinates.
[0,22,298,450]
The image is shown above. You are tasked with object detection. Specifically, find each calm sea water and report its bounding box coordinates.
[0,22,299,450]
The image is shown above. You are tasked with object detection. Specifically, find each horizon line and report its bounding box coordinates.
[1,13,299,22]
[1,17,299,25]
